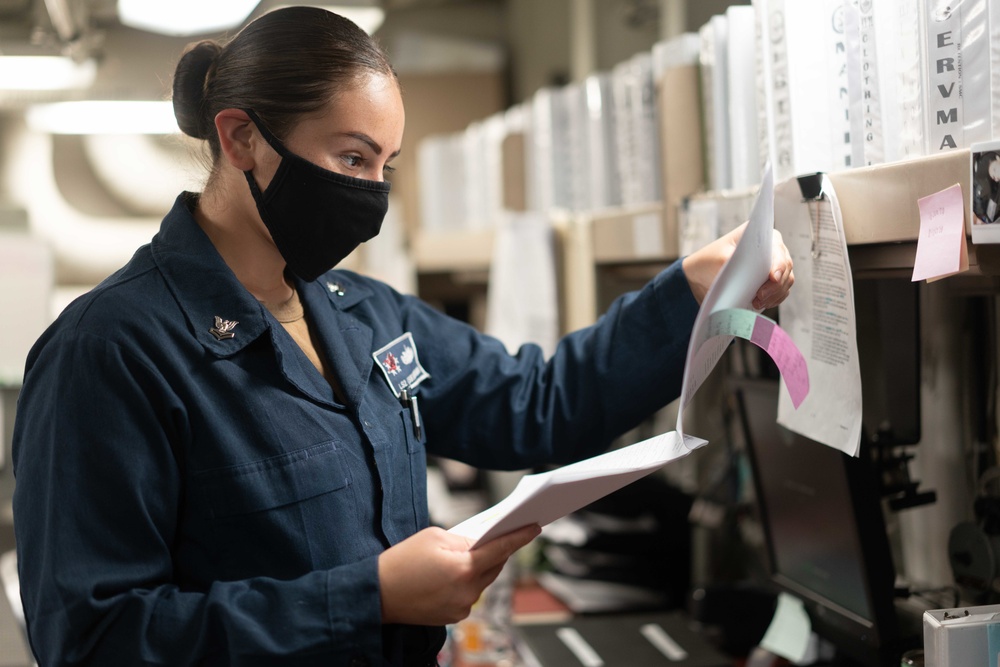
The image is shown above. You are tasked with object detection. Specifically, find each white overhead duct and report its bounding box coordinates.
[5,127,161,285]
[82,134,205,216]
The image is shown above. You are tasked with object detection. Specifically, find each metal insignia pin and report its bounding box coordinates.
[209,316,239,341]
[326,281,345,296]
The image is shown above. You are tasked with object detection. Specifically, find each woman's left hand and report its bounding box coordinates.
[681,222,794,310]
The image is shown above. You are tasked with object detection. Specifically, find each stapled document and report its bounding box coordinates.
[774,174,863,456]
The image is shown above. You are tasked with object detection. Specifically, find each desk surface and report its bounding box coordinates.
[452,580,735,667]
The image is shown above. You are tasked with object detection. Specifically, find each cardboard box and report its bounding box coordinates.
[826,149,972,245]
[411,228,495,274]
[502,131,527,213]
[657,64,706,258]
[589,203,667,264]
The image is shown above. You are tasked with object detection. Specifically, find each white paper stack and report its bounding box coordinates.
[611,59,637,207]
[843,0,865,168]
[449,431,708,548]
[563,82,589,213]
[826,1,853,172]
[895,0,928,160]
[856,0,890,165]
[921,0,993,153]
[417,132,467,233]
[726,5,761,189]
[583,73,622,211]
[755,0,854,180]
[630,52,663,207]
[461,119,490,230]
[526,87,574,213]
[563,75,622,213]
[699,14,731,192]
[847,0,927,165]
[610,52,661,208]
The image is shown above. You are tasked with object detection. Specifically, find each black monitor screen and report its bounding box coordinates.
[854,277,921,446]
[736,378,900,667]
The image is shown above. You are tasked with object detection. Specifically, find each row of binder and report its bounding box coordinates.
[416,0,1000,239]
[416,32,699,234]
[754,0,1000,182]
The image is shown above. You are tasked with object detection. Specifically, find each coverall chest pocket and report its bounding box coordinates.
[195,441,353,519]
[188,441,362,575]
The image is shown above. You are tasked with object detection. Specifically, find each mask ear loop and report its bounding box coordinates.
[244,108,293,159]
[241,108,295,201]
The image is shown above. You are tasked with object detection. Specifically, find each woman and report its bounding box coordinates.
[12,6,793,666]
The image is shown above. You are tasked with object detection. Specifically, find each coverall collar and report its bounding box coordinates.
[151,193,375,359]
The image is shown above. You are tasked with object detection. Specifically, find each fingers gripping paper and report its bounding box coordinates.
[676,164,809,438]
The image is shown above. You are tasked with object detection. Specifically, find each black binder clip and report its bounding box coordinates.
[797,172,826,259]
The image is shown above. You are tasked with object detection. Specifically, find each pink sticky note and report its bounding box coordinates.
[912,183,969,282]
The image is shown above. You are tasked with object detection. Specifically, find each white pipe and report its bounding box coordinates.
[82,134,204,216]
[5,128,160,285]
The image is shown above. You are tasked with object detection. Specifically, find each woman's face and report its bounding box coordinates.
[257,71,404,184]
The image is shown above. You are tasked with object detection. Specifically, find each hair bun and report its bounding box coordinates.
[172,41,222,140]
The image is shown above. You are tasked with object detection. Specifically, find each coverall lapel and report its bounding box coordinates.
[299,276,375,412]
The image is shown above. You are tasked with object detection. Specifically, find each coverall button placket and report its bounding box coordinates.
[356,407,393,545]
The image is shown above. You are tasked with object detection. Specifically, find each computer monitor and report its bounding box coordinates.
[735,377,903,667]
[853,277,921,447]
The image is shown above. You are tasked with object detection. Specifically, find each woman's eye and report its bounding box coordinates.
[341,155,363,168]
[383,164,397,177]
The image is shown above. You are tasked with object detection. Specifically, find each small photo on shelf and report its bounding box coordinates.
[970,140,1000,243]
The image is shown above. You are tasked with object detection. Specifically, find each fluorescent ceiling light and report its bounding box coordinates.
[271,5,385,34]
[117,0,261,36]
[27,101,180,135]
[0,56,97,91]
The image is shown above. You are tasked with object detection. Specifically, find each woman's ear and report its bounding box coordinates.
[214,109,257,171]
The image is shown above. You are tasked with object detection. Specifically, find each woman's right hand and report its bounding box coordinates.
[377,524,540,626]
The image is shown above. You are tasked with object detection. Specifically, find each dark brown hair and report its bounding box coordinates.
[171,6,395,161]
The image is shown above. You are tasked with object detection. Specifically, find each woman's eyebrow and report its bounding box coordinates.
[340,131,401,158]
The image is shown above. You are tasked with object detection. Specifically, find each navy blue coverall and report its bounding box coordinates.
[12,192,700,666]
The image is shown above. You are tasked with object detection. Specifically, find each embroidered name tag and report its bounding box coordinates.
[372,332,431,398]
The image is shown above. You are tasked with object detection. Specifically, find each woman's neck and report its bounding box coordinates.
[194,183,294,304]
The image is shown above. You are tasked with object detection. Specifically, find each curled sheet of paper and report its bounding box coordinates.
[707,309,809,408]
[677,164,813,440]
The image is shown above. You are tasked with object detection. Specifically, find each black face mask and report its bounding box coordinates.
[243,109,391,282]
